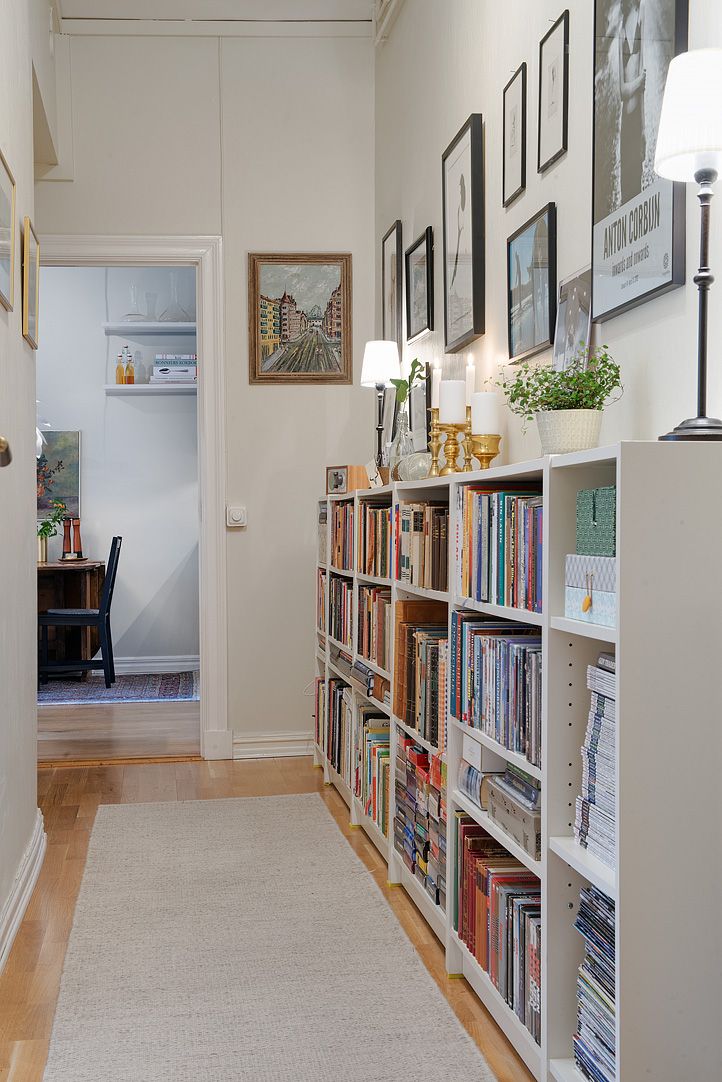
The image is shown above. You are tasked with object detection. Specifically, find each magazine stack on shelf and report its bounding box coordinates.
[150,353,197,385]
[573,885,616,1082]
[575,653,616,868]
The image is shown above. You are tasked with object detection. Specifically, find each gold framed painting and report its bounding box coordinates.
[0,147,16,312]
[22,216,39,349]
[248,252,352,384]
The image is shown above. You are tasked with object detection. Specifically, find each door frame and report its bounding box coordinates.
[40,235,230,759]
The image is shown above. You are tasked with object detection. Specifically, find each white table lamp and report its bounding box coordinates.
[655,49,722,440]
[361,340,401,466]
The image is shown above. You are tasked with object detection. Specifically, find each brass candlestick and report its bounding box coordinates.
[470,433,502,470]
[462,405,474,472]
[429,407,442,477]
[439,422,466,475]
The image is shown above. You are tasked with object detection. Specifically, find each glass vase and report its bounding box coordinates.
[390,405,414,481]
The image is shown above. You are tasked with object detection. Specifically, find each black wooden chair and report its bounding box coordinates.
[39,536,122,689]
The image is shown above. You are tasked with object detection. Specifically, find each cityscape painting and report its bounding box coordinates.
[248,253,352,384]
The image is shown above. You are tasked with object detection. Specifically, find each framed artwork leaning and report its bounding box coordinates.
[442,113,485,351]
[22,216,39,349]
[503,64,527,207]
[0,147,16,312]
[37,431,80,518]
[538,10,569,173]
[248,253,352,384]
[405,227,433,342]
[507,202,557,363]
[553,267,592,370]
[381,219,403,352]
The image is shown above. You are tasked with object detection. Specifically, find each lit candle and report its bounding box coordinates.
[466,359,476,405]
[431,366,441,409]
[471,390,501,435]
[439,380,467,424]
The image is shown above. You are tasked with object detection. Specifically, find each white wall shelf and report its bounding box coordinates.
[103,321,196,336]
[104,383,197,396]
[550,615,617,645]
[395,581,450,603]
[549,835,616,901]
[453,595,543,627]
[549,1058,585,1082]
[448,715,542,781]
[452,788,542,877]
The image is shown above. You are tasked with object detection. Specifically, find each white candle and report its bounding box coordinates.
[471,390,501,435]
[439,380,467,424]
[465,360,476,405]
[431,366,441,409]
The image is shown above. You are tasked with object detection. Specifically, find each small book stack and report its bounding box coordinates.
[394,740,446,908]
[357,585,391,673]
[395,502,449,591]
[575,653,616,868]
[354,706,390,836]
[358,501,392,579]
[330,500,354,570]
[151,353,197,384]
[573,885,616,1082]
[487,765,541,861]
[454,816,542,1044]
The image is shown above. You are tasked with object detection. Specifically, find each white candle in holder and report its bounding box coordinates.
[439,380,467,424]
[431,366,441,409]
[465,360,476,405]
[471,390,501,435]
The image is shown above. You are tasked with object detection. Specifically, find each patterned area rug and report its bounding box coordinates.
[42,795,494,1081]
[38,671,199,704]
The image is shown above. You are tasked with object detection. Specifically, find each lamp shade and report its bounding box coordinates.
[655,50,722,181]
[360,340,400,387]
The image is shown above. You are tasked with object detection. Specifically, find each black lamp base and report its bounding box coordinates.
[659,415,722,441]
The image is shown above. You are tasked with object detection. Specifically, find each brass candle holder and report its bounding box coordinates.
[439,422,466,475]
[429,407,442,477]
[470,433,502,470]
[462,405,474,472]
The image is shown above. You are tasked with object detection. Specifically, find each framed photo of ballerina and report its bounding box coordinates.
[442,113,485,352]
[591,0,688,322]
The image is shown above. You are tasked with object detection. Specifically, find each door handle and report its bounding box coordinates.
[0,437,11,467]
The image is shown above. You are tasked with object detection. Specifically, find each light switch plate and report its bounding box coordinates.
[226,505,247,527]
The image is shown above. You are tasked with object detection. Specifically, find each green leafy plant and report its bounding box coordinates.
[498,346,622,424]
[390,358,425,404]
[37,500,67,540]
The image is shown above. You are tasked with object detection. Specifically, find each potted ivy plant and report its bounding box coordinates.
[498,346,622,455]
[37,500,67,564]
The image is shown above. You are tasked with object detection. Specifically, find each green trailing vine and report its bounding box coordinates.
[498,346,622,424]
[390,358,425,404]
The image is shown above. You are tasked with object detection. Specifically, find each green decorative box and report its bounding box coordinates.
[576,486,616,556]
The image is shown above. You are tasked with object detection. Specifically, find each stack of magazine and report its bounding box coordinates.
[575,653,616,868]
[573,885,616,1082]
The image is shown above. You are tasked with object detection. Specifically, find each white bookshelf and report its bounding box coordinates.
[312,442,722,1082]
[104,383,196,396]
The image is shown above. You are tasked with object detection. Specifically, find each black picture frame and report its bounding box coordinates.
[503,64,527,208]
[405,226,434,342]
[591,0,687,323]
[506,202,557,363]
[381,219,403,352]
[537,10,569,173]
[441,113,485,352]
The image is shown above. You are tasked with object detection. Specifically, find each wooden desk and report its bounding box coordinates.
[38,561,106,667]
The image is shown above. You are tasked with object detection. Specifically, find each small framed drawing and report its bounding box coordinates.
[405,227,433,342]
[553,267,592,371]
[507,202,557,363]
[442,113,485,352]
[538,10,569,173]
[326,466,349,495]
[0,148,16,312]
[503,64,526,207]
[22,216,40,349]
[381,219,403,352]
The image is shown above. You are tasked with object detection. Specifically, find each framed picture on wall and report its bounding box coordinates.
[381,219,403,352]
[0,148,16,312]
[405,227,433,342]
[553,266,592,370]
[37,431,81,518]
[538,10,569,173]
[248,252,352,384]
[22,216,39,349]
[503,64,527,207]
[409,368,431,453]
[507,202,557,362]
[442,113,485,352]
[591,0,687,322]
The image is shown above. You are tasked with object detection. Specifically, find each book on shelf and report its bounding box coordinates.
[317,501,328,565]
[331,499,354,571]
[314,677,325,749]
[392,599,446,724]
[316,569,327,635]
[455,484,543,612]
[392,599,448,748]
[327,678,353,786]
[150,365,196,384]
[358,501,392,580]
[453,815,541,1044]
[328,575,353,648]
[487,767,542,861]
[395,501,449,591]
[573,885,616,1082]
[394,742,447,909]
[575,653,616,869]
[354,706,390,835]
[450,610,542,768]
[357,585,392,673]
[458,759,500,810]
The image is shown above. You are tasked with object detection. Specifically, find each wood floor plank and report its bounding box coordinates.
[0,758,534,1082]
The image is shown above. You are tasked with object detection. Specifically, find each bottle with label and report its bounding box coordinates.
[115,352,125,385]
[124,346,134,385]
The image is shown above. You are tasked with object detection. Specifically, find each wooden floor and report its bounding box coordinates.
[37,700,201,762]
[0,757,534,1082]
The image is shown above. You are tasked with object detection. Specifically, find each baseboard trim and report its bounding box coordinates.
[0,810,46,975]
[233,730,314,760]
[112,655,200,675]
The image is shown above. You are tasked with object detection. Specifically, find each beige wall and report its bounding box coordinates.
[36,30,374,744]
[0,0,40,926]
[375,0,722,462]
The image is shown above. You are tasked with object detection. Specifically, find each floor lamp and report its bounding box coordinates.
[361,341,400,467]
[655,49,722,440]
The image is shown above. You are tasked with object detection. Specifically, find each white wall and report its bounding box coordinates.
[0,0,41,954]
[375,0,722,462]
[37,264,199,664]
[36,30,374,743]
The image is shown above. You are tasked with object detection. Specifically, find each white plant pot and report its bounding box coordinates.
[535,409,602,456]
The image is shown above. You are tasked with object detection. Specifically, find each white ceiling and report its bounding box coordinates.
[59,0,373,20]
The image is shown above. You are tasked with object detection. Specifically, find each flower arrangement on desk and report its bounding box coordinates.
[37,500,66,564]
[498,346,622,455]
